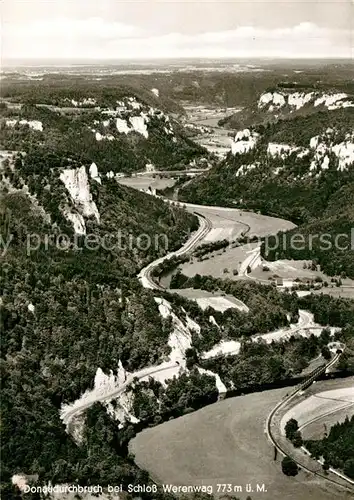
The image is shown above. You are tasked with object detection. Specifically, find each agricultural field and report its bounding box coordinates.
[249,260,327,281]
[249,260,354,288]
[178,242,259,280]
[172,287,248,312]
[184,205,296,240]
[280,381,354,442]
[313,287,354,300]
[117,175,176,191]
[130,387,347,500]
[300,406,354,442]
[180,104,240,157]
[156,205,295,284]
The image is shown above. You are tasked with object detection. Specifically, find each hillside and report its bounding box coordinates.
[220,84,354,129]
[0,82,210,174]
[179,109,354,277]
[3,62,353,109]
[0,151,201,496]
[3,147,350,497]
[2,147,327,498]
[263,183,354,278]
[3,69,354,499]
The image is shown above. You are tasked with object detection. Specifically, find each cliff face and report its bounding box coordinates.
[59,165,100,235]
[1,92,208,175]
[257,90,354,113]
[221,88,354,130]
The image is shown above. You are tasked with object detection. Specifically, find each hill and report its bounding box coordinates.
[0,151,201,496]
[179,109,354,277]
[0,81,210,174]
[220,84,354,129]
[2,71,354,498]
[2,147,328,497]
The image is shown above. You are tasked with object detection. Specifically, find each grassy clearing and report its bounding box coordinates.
[175,206,295,278]
[313,288,354,300]
[117,176,176,191]
[250,260,325,281]
[173,287,248,312]
[185,206,295,240]
[179,242,258,279]
[300,406,354,441]
[250,261,354,288]
[130,387,346,499]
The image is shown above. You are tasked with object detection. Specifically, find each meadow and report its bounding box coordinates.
[130,386,348,500]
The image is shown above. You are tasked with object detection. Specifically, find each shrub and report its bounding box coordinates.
[285,418,299,441]
[281,456,298,476]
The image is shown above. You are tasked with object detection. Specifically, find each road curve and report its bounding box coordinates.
[138,211,212,290]
[61,201,337,441]
[62,361,179,428]
[265,352,354,492]
[298,401,354,435]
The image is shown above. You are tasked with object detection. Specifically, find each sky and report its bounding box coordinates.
[1,0,353,61]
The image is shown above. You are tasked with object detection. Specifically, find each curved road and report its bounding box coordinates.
[265,352,354,492]
[62,361,180,429]
[62,200,344,461]
[138,211,212,290]
[63,203,254,429]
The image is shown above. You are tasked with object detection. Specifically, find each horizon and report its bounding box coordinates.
[2,55,353,70]
[2,0,353,61]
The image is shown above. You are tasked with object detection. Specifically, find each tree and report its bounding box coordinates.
[292,431,303,448]
[281,456,298,476]
[185,348,199,370]
[344,458,354,479]
[321,345,331,361]
[322,461,330,473]
[285,418,299,441]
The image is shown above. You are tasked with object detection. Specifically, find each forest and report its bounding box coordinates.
[0,95,207,174]
[200,332,333,391]
[0,148,202,497]
[305,416,354,479]
[2,74,354,499]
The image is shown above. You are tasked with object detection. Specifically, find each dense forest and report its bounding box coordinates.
[168,274,298,349]
[2,74,354,498]
[0,87,208,174]
[0,148,202,497]
[201,332,333,391]
[305,416,354,479]
[132,369,219,423]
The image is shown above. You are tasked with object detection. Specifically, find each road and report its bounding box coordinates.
[61,361,179,428]
[298,401,354,436]
[62,209,213,429]
[138,211,212,290]
[61,201,341,440]
[63,203,254,429]
[265,352,354,492]
[134,168,210,176]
